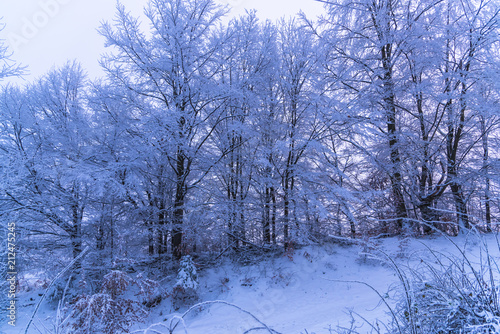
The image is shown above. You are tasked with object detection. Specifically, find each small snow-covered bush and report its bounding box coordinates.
[334,235,500,334]
[396,267,500,333]
[135,273,161,307]
[67,270,146,334]
[391,239,500,334]
[172,255,199,310]
[71,293,144,334]
[101,270,131,298]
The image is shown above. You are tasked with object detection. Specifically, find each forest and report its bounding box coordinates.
[1,0,500,333]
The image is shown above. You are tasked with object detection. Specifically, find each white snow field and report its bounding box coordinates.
[5,232,500,334]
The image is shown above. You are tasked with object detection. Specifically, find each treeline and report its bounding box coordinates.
[1,0,499,268]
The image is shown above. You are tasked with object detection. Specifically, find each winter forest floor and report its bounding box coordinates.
[6,232,500,334]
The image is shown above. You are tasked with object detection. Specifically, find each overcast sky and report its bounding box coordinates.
[0,0,324,85]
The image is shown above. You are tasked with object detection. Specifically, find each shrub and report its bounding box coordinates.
[330,235,500,334]
[67,270,146,334]
[101,270,131,298]
[391,237,500,334]
[135,273,161,308]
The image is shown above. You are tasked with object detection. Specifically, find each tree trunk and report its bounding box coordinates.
[485,177,492,232]
[381,42,407,229]
[481,114,492,232]
[451,183,469,230]
[237,140,245,244]
[148,224,154,255]
[418,200,440,234]
[71,204,83,270]
[271,186,276,244]
[283,172,290,249]
[446,115,469,230]
[96,205,105,251]
[156,165,168,255]
[445,85,469,231]
[109,200,114,259]
[446,122,470,231]
[157,203,167,255]
[172,149,185,260]
[263,186,271,244]
[228,133,245,250]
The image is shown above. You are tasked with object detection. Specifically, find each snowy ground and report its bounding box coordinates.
[5,232,500,334]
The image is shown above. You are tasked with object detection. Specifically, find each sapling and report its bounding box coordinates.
[175,255,199,290]
[172,255,199,310]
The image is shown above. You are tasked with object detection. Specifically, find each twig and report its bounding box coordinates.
[214,241,237,260]
[169,300,281,334]
[225,232,272,250]
[322,278,403,334]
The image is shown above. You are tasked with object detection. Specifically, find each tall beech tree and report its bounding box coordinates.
[99,0,230,258]
[319,0,411,229]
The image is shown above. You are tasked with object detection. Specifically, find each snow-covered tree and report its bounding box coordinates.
[99,0,231,258]
[0,62,91,265]
[0,22,24,320]
[208,12,280,249]
[317,0,500,234]
[175,255,198,290]
[275,18,325,246]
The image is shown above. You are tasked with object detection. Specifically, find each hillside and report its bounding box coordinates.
[6,232,500,334]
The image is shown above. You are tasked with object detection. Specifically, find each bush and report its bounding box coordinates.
[391,237,500,334]
[135,273,161,307]
[331,235,500,334]
[67,270,146,334]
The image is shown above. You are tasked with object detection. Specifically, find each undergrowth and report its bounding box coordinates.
[333,230,500,334]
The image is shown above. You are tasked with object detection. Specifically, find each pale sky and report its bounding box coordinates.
[0,0,325,85]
